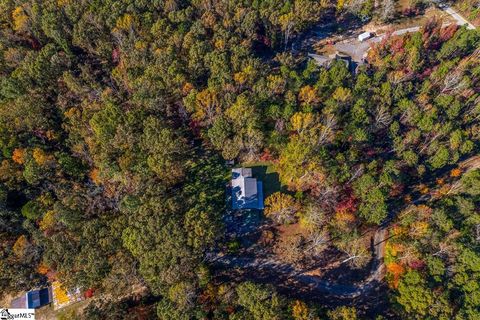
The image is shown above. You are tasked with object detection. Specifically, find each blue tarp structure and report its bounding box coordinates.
[27,288,52,308]
[12,288,52,309]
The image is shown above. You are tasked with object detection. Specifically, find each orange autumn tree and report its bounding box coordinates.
[12,148,26,164]
[387,262,405,288]
[89,168,101,185]
[450,168,462,177]
[37,262,49,275]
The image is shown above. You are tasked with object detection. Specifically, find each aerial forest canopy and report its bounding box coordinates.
[0,0,479,319]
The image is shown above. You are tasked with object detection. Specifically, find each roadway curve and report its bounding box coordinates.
[442,5,476,30]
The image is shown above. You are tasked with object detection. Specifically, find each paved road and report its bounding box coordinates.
[317,4,476,64]
[443,5,476,30]
[334,26,421,63]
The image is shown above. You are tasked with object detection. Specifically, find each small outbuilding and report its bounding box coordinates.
[231,168,264,210]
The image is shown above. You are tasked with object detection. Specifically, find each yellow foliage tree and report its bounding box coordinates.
[194,88,219,124]
[214,39,225,50]
[298,85,318,105]
[115,14,134,31]
[267,74,286,94]
[233,65,254,85]
[391,225,406,236]
[52,281,70,306]
[386,241,404,257]
[410,221,429,238]
[57,0,70,6]
[292,300,310,320]
[233,71,247,85]
[40,210,56,231]
[12,6,28,32]
[332,87,352,104]
[32,148,51,166]
[290,112,316,135]
[13,235,29,258]
[335,209,356,225]
[278,12,294,32]
[265,192,300,224]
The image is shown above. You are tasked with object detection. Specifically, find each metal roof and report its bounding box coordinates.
[231,168,264,210]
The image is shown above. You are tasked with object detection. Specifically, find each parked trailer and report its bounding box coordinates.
[358,32,372,42]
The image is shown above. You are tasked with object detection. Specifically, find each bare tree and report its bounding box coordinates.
[398,245,418,266]
[380,0,396,22]
[303,202,327,229]
[442,72,468,94]
[374,106,392,130]
[274,234,305,266]
[442,49,479,93]
[432,230,460,260]
[306,229,330,256]
[336,234,370,268]
[317,113,337,147]
[312,184,339,210]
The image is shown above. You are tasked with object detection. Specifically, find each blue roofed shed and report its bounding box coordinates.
[231,168,264,210]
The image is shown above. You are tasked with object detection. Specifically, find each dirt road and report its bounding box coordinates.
[213,155,480,299]
[211,225,389,299]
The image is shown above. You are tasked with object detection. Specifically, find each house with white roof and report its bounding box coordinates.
[231,168,264,210]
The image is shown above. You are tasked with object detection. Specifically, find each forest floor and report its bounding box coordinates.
[211,155,480,315]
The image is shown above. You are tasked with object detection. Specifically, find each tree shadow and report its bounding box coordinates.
[248,165,287,197]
